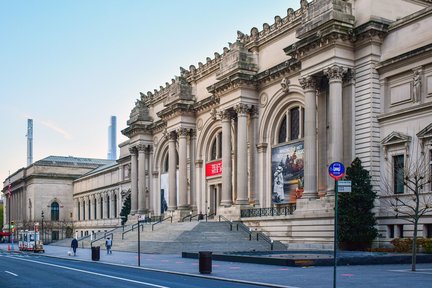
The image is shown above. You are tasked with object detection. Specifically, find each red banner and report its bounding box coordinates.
[206,160,222,177]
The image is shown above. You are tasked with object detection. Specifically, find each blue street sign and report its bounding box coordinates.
[328,162,345,180]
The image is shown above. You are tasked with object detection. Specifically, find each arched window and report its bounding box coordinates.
[277,106,305,144]
[210,131,222,161]
[163,153,169,173]
[51,202,59,221]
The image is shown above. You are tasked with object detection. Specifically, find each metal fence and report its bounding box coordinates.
[240,204,296,218]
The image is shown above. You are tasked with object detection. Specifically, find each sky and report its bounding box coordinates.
[0,0,299,188]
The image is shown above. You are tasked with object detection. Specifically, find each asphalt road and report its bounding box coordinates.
[0,253,273,288]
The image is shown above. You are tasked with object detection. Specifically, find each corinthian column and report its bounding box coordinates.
[189,130,197,210]
[129,147,138,215]
[137,144,146,214]
[236,103,249,205]
[168,131,178,211]
[324,65,347,195]
[249,106,259,204]
[220,110,232,207]
[299,76,318,199]
[177,128,189,210]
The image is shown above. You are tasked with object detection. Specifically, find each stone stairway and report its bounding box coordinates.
[51,221,276,254]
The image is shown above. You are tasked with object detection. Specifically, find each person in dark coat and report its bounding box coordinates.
[71,238,78,256]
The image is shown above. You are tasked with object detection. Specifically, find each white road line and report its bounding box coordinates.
[5,271,18,276]
[389,268,432,275]
[8,257,170,288]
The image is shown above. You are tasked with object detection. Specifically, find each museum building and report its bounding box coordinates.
[3,0,432,246]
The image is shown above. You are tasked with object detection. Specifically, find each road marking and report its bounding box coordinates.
[5,271,18,276]
[7,257,170,288]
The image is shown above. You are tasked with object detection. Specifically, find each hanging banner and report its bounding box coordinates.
[271,142,304,204]
[206,160,222,177]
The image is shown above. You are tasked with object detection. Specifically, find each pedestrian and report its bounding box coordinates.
[71,238,78,256]
[105,237,112,254]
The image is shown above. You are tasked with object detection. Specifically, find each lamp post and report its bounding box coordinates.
[41,211,44,243]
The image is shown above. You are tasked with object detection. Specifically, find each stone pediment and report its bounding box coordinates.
[381,131,411,146]
[216,41,258,80]
[417,123,432,140]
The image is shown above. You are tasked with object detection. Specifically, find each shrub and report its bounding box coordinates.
[390,238,412,252]
[422,238,432,254]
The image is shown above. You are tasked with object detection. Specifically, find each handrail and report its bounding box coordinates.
[218,215,233,231]
[205,213,216,222]
[121,222,145,240]
[91,232,114,248]
[151,216,173,231]
[190,214,203,221]
[80,226,118,247]
[236,222,252,241]
[181,214,193,222]
[255,230,274,250]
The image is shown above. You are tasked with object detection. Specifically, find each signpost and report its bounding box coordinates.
[328,162,345,288]
[137,215,146,266]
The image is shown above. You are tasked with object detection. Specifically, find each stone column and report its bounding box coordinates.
[81,197,86,221]
[129,147,138,215]
[96,194,101,220]
[190,130,197,210]
[152,171,159,215]
[249,106,259,205]
[195,160,203,212]
[168,131,178,211]
[235,104,249,205]
[148,146,154,213]
[257,143,268,207]
[74,198,78,221]
[324,65,347,195]
[220,110,232,207]
[137,144,146,214]
[300,76,318,199]
[109,190,115,218]
[102,193,108,219]
[177,128,189,210]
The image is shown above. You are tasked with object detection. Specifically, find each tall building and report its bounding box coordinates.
[107,116,117,160]
[27,119,33,166]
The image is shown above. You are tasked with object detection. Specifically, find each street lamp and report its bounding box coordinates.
[41,211,44,243]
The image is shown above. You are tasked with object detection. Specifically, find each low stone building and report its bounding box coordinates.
[1,156,114,242]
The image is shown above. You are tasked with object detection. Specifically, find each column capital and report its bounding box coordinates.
[299,76,317,91]
[168,130,177,141]
[128,146,137,155]
[234,103,250,116]
[136,143,147,152]
[176,127,189,137]
[323,65,347,81]
[257,143,268,153]
[249,105,259,118]
[218,109,234,121]
[152,171,159,177]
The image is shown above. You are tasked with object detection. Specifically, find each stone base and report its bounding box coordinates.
[218,206,242,221]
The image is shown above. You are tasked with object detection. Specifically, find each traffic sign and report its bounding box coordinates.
[338,180,352,192]
[328,162,345,180]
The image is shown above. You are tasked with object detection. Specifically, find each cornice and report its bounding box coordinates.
[206,73,256,98]
[194,95,220,114]
[377,102,432,124]
[375,43,432,71]
[254,59,301,88]
[156,102,195,121]
[121,121,152,138]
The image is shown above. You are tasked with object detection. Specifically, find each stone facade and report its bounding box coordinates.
[3,0,432,246]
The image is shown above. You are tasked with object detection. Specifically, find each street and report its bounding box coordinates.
[0,252,277,288]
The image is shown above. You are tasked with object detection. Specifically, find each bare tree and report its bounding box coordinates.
[380,145,432,271]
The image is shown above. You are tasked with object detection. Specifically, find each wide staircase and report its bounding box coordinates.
[51,220,285,254]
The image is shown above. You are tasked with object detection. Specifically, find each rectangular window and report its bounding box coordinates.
[52,231,59,241]
[425,224,432,238]
[388,225,395,238]
[397,224,404,238]
[393,155,404,194]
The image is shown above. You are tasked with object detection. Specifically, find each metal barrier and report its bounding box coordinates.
[121,222,145,240]
[240,205,296,218]
[91,232,114,248]
[218,215,233,231]
[151,216,173,231]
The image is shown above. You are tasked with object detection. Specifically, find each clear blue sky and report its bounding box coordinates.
[0,0,299,187]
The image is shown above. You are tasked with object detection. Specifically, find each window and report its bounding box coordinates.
[52,231,59,241]
[114,194,118,218]
[393,155,404,194]
[277,106,304,144]
[100,198,104,219]
[78,202,81,221]
[424,224,432,238]
[51,202,59,221]
[388,225,395,238]
[210,132,222,160]
[397,224,404,238]
[107,195,110,218]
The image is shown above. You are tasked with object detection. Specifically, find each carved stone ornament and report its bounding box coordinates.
[281,77,290,92]
[323,65,347,81]
[412,68,422,103]
[219,109,233,121]
[127,99,151,125]
[177,127,189,137]
[128,147,137,155]
[168,130,177,141]
[197,118,203,131]
[235,103,250,116]
[299,76,316,90]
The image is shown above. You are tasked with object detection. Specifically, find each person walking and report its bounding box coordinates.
[71,238,78,256]
[105,237,112,254]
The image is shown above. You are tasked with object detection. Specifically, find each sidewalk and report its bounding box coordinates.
[0,243,295,288]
